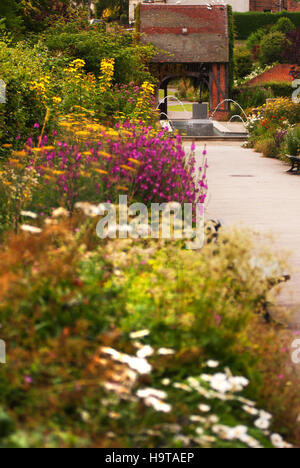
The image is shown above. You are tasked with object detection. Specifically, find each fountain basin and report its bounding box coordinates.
[169,119,249,140]
[172,119,214,137]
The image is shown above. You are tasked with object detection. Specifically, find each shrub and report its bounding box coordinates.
[234,48,253,80]
[255,136,278,158]
[0,1,23,37]
[232,86,273,113]
[0,217,295,447]
[259,31,287,66]
[246,28,266,54]
[0,41,59,147]
[281,28,300,65]
[271,17,296,34]
[0,119,203,231]
[285,127,300,156]
[234,12,300,40]
[44,25,155,84]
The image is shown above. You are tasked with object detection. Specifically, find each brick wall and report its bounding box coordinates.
[286,0,300,12]
[250,0,300,11]
[246,63,295,85]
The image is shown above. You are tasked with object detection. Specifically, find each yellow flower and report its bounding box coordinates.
[12,151,27,157]
[99,151,113,159]
[75,130,91,136]
[128,158,142,166]
[58,121,72,128]
[52,96,62,105]
[52,170,65,176]
[42,146,55,151]
[121,165,136,173]
[9,159,21,164]
[94,169,108,175]
[117,185,129,191]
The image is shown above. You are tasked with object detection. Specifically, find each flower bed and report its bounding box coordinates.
[0,215,296,448]
[246,98,300,159]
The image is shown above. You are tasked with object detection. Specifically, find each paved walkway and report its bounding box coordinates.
[193,142,300,326]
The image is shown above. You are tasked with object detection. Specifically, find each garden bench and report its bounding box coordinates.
[286,155,300,174]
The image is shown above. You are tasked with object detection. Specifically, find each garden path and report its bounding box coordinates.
[192,141,300,328]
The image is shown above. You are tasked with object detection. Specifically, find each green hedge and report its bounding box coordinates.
[234,12,300,40]
[232,81,292,112]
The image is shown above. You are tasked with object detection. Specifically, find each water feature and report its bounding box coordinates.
[156,96,188,113]
[160,101,249,139]
[229,114,247,125]
[209,99,248,123]
[172,119,215,137]
[159,113,175,132]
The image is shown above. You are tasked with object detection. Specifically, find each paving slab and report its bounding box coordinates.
[192,142,300,326]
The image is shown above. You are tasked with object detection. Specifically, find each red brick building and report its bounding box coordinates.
[250,0,300,12]
[140,4,230,120]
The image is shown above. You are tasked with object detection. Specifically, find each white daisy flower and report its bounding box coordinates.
[137,345,154,359]
[144,396,172,413]
[20,225,42,234]
[129,329,150,339]
[254,418,270,430]
[206,360,219,368]
[242,405,259,416]
[198,404,211,413]
[157,348,175,355]
[137,388,167,400]
[21,211,38,219]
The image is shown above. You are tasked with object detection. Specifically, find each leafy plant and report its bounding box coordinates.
[259,31,287,66]
[285,127,300,156]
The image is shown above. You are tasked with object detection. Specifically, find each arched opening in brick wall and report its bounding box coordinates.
[153,63,228,120]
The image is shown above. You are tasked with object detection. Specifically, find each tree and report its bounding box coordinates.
[17,0,71,32]
[0,0,23,35]
[259,31,287,66]
[281,29,300,65]
[271,17,296,35]
[234,48,253,79]
[96,0,128,20]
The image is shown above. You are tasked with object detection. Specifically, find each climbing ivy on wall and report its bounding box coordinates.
[135,3,141,33]
[228,5,235,97]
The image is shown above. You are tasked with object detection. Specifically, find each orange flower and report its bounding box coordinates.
[99,151,113,159]
[94,169,108,175]
[121,165,136,173]
[12,151,27,157]
[128,158,142,166]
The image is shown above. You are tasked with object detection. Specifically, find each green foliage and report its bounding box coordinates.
[0,1,23,37]
[232,82,292,113]
[271,17,296,34]
[234,48,253,80]
[44,27,155,84]
[0,41,56,146]
[0,219,292,447]
[232,87,272,112]
[285,127,300,156]
[259,31,286,66]
[18,0,71,33]
[255,136,278,158]
[246,28,266,53]
[234,12,300,40]
[96,0,129,19]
